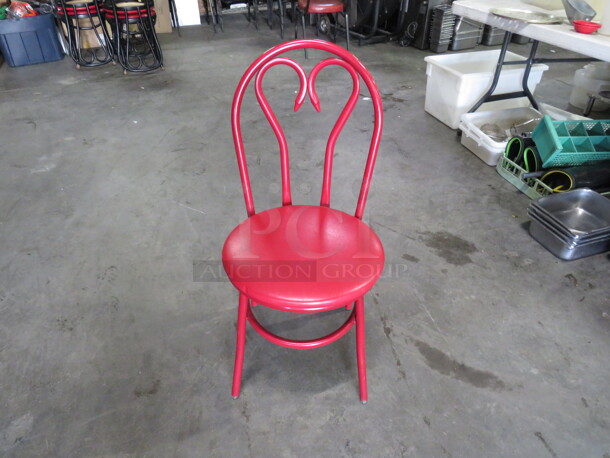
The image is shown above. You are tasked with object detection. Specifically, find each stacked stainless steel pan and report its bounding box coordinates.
[528,188,610,260]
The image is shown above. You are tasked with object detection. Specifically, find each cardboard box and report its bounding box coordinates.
[59,18,109,49]
[154,0,173,34]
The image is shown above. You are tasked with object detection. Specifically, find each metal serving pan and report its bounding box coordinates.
[490,8,563,23]
[529,219,610,260]
[529,212,610,246]
[527,207,610,241]
[532,189,610,235]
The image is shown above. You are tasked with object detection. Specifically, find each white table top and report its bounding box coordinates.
[452,0,610,61]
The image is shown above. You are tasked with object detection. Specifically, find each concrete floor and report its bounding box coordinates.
[1,15,609,458]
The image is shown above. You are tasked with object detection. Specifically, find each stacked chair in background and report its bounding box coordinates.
[102,0,163,72]
[55,0,163,72]
[55,0,114,67]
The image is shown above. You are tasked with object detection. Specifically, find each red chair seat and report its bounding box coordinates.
[103,7,154,16]
[298,0,344,13]
[57,4,100,15]
[223,205,384,312]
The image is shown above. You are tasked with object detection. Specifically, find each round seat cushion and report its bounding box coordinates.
[222,205,384,312]
[58,1,99,15]
[298,0,344,13]
[103,4,155,18]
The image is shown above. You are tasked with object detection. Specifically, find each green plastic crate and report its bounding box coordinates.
[496,156,554,199]
[531,115,610,168]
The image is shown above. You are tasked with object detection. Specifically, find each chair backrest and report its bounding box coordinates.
[231,39,383,220]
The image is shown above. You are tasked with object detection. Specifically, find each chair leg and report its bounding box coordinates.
[254,0,260,29]
[168,0,181,36]
[278,0,285,38]
[231,293,249,399]
[301,12,306,38]
[267,0,273,29]
[301,13,308,58]
[301,11,307,59]
[583,94,596,117]
[345,12,350,50]
[217,2,224,32]
[248,0,259,29]
[355,296,367,403]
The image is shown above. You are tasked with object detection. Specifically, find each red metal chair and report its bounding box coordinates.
[294,0,350,56]
[223,39,383,403]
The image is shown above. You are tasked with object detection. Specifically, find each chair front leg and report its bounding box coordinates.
[232,293,250,399]
[355,296,367,403]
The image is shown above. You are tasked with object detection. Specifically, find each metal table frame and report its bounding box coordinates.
[452,0,610,113]
[468,31,593,114]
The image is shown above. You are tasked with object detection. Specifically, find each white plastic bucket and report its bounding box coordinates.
[569,63,610,111]
[459,107,542,166]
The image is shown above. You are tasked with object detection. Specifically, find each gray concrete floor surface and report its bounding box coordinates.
[0,15,609,458]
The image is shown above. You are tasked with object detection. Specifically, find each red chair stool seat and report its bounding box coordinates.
[297,0,344,13]
[223,205,384,312]
[294,0,350,54]
[102,4,155,19]
[57,2,100,16]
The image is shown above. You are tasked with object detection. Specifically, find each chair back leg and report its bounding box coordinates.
[355,296,367,403]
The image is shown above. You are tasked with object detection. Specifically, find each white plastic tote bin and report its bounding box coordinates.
[424,50,549,129]
[459,107,542,166]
